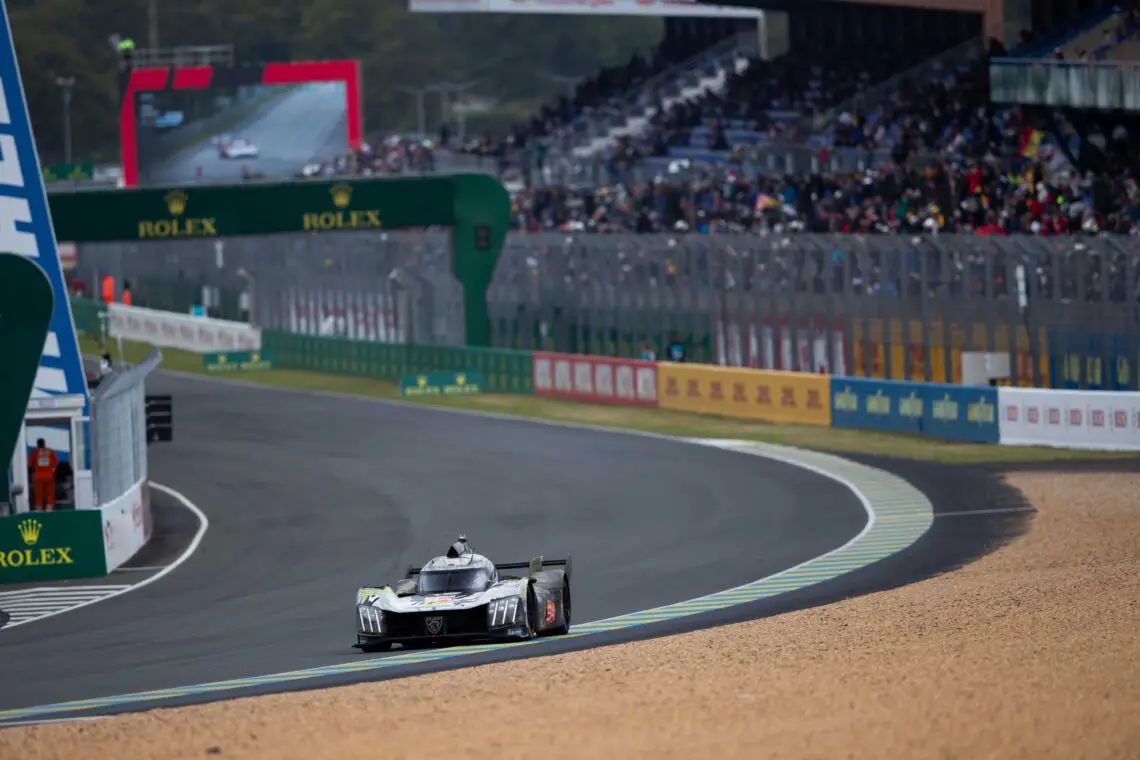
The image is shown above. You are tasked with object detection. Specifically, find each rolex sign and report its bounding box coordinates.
[0,511,107,584]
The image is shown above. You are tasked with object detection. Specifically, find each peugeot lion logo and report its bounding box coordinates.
[425,616,444,635]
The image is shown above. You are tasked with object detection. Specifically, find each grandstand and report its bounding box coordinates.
[411,0,1128,240]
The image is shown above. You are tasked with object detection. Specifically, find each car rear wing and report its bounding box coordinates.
[405,555,571,580]
[496,555,572,580]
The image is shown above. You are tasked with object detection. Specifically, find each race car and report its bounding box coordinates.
[215,135,259,159]
[354,534,571,652]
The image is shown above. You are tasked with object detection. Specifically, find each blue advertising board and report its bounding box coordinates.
[1048,330,1137,391]
[0,2,89,415]
[920,384,999,444]
[830,378,925,436]
[830,377,999,444]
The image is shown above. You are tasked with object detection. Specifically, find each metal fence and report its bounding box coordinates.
[490,234,1140,383]
[89,349,159,505]
[74,231,1140,388]
[74,231,465,347]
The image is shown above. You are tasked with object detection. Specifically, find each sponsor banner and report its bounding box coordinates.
[657,364,830,426]
[109,303,261,354]
[400,371,484,397]
[999,388,1140,450]
[203,350,275,373]
[830,378,999,443]
[715,318,847,375]
[409,0,762,17]
[101,479,148,572]
[922,385,999,444]
[830,378,925,436]
[533,352,659,407]
[0,2,90,408]
[0,510,106,584]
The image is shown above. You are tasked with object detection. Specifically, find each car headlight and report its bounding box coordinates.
[357,605,384,634]
[487,597,522,628]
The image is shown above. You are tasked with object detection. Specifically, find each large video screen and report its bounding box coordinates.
[120,61,362,188]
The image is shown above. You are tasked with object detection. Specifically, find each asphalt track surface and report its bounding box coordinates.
[141,83,348,185]
[0,372,868,715]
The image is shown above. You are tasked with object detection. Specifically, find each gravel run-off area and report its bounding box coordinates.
[3,470,1138,760]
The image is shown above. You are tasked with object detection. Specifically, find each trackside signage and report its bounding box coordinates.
[0,511,106,584]
[998,387,1140,450]
[102,480,151,572]
[0,2,89,410]
[533,352,658,407]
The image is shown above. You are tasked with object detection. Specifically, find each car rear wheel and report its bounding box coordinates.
[550,579,571,635]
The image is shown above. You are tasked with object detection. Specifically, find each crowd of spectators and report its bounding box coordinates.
[506,105,1140,238]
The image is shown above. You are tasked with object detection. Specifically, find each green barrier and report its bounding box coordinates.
[400,371,484,397]
[0,511,107,584]
[260,331,533,394]
[69,297,107,339]
[203,350,275,373]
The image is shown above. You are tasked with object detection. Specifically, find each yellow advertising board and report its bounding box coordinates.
[657,364,830,427]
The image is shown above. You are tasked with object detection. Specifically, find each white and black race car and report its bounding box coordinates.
[214,135,259,159]
[354,535,571,652]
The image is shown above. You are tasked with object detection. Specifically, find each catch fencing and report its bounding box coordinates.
[72,231,1140,390]
[89,348,159,505]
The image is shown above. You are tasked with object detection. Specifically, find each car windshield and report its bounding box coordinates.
[417,569,490,595]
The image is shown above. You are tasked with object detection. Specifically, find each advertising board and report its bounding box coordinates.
[0,3,89,411]
[101,480,150,572]
[109,303,261,354]
[203,350,274,373]
[999,387,1140,450]
[657,364,830,426]
[831,378,999,443]
[0,510,106,584]
[533,353,658,407]
[399,372,485,397]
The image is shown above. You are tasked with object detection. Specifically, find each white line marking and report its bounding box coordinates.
[0,483,208,632]
[934,506,1037,517]
[112,565,171,572]
[0,716,106,728]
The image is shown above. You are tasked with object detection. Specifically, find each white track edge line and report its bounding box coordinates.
[0,483,208,631]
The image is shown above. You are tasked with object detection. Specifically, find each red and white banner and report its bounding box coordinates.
[998,387,1140,451]
[533,352,658,407]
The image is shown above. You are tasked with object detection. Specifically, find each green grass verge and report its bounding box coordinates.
[83,336,1140,465]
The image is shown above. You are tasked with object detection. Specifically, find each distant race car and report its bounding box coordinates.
[354,534,571,652]
[215,135,259,159]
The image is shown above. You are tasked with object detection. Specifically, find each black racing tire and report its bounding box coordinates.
[550,579,571,636]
